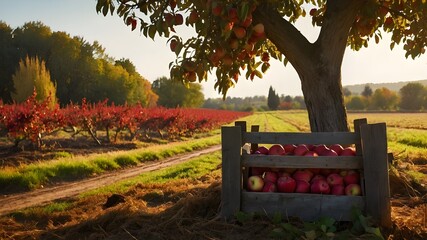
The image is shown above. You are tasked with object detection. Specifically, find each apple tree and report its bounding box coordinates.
[96,0,427,132]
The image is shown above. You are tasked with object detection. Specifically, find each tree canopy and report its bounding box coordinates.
[0,21,158,107]
[96,0,427,132]
[152,76,204,108]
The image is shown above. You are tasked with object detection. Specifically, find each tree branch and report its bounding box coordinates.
[252,3,316,76]
[315,0,365,71]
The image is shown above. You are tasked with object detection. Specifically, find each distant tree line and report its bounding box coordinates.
[203,85,306,112]
[0,21,159,106]
[344,83,427,111]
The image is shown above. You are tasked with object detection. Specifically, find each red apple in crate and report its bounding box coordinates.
[250,167,266,176]
[262,181,277,192]
[311,174,326,183]
[307,144,316,151]
[268,144,285,155]
[329,144,344,155]
[314,144,329,155]
[263,171,278,183]
[304,151,318,157]
[345,183,362,196]
[294,144,309,156]
[295,180,310,193]
[277,176,296,193]
[293,169,314,182]
[327,173,344,186]
[321,149,338,156]
[311,179,330,194]
[283,144,297,155]
[255,146,269,155]
[340,147,356,156]
[342,170,360,185]
[247,175,264,192]
[331,184,345,195]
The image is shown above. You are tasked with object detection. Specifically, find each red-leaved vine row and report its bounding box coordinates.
[0,95,251,147]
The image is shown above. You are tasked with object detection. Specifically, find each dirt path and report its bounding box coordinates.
[0,145,221,216]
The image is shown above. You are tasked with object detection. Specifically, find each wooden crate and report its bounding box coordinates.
[221,119,391,227]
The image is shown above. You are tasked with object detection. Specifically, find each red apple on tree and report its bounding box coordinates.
[233,26,247,39]
[277,176,296,193]
[252,23,265,36]
[169,39,179,52]
[174,13,184,25]
[188,10,199,24]
[211,1,223,16]
[247,175,264,192]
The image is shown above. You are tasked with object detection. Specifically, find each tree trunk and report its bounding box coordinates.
[254,0,365,132]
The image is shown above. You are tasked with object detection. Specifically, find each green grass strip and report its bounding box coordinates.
[0,135,220,193]
[81,151,222,196]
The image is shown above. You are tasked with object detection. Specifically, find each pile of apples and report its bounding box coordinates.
[246,144,362,196]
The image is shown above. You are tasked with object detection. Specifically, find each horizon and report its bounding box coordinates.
[1,0,427,99]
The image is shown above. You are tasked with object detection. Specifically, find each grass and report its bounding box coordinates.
[82,151,222,196]
[0,135,221,194]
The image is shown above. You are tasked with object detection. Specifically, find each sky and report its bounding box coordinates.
[1,0,427,99]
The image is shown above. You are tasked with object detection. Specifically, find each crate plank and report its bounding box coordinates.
[221,126,243,218]
[242,192,364,221]
[242,154,363,169]
[244,132,359,145]
[360,123,392,227]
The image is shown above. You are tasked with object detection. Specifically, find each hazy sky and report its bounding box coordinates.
[1,0,427,99]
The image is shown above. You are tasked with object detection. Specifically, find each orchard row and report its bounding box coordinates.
[0,95,251,146]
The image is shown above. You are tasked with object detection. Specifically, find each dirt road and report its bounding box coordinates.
[0,145,221,216]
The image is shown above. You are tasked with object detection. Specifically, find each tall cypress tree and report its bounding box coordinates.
[267,86,280,110]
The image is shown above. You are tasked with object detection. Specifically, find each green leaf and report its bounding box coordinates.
[102,5,109,16]
[254,69,263,79]
[148,25,157,39]
[238,3,249,21]
[304,230,317,240]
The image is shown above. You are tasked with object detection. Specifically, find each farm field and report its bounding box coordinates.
[0,111,426,239]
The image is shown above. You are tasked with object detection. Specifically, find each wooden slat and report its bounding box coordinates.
[250,125,260,153]
[242,192,364,221]
[360,123,392,227]
[221,126,242,218]
[235,121,247,147]
[243,132,359,145]
[353,118,367,156]
[242,154,363,169]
